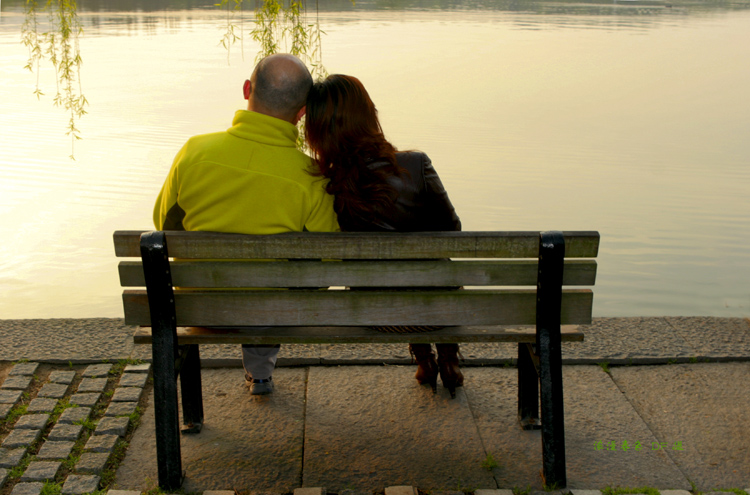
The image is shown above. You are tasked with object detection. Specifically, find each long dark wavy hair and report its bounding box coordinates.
[305,74,403,230]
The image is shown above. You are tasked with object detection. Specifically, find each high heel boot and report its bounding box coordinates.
[409,343,439,392]
[436,343,464,398]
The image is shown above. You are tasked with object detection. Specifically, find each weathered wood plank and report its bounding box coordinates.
[123,289,593,327]
[118,259,598,288]
[132,324,585,345]
[114,230,600,259]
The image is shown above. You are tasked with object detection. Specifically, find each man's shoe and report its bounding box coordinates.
[250,377,273,395]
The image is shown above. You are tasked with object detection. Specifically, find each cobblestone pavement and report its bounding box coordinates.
[0,361,148,494]
[2,318,750,494]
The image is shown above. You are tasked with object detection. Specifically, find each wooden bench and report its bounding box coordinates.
[114,229,599,490]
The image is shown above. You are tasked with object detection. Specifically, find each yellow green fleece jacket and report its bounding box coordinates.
[154,110,339,234]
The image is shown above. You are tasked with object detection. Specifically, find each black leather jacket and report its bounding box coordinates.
[339,151,461,232]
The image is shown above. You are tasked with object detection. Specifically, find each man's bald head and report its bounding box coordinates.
[246,54,312,123]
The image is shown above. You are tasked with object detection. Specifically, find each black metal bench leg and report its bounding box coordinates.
[537,231,567,488]
[141,231,184,490]
[179,344,204,434]
[518,343,541,430]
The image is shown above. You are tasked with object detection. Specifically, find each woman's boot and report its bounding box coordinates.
[409,343,438,392]
[436,343,464,398]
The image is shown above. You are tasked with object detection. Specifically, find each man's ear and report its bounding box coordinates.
[243,79,251,100]
[293,105,306,125]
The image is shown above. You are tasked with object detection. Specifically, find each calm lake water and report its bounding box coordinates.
[1,0,749,319]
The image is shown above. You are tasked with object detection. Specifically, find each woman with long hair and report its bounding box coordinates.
[305,74,464,397]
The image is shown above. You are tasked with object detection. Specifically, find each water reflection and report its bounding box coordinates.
[1,0,749,318]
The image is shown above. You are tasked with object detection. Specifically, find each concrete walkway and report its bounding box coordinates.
[1,317,750,493]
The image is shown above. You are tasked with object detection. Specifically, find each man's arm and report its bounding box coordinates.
[303,181,340,233]
[153,143,188,231]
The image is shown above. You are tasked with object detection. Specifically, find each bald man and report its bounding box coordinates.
[154,54,339,395]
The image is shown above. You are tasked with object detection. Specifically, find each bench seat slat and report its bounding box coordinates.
[133,324,585,345]
[114,230,600,259]
[123,289,593,327]
[118,259,598,288]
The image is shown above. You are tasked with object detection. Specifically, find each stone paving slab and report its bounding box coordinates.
[8,362,40,376]
[77,378,108,393]
[49,370,77,384]
[2,428,42,449]
[15,413,50,430]
[58,407,92,424]
[76,452,111,474]
[0,403,11,420]
[37,440,76,460]
[1,375,33,390]
[104,401,138,417]
[118,373,148,388]
[610,362,750,490]
[37,382,70,399]
[0,389,23,404]
[0,447,25,468]
[96,416,130,437]
[0,319,133,362]
[10,483,44,495]
[465,366,690,489]
[70,393,101,407]
[83,363,113,378]
[49,423,84,442]
[115,368,307,491]
[20,460,62,481]
[304,366,496,492]
[111,387,143,403]
[27,398,57,413]
[665,317,750,359]
[561,317,695,363]
[62,474,101,494]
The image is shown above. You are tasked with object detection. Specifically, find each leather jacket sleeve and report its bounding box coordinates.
[420,154,462,232]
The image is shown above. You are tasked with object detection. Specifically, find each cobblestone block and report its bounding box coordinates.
[385,487,417,495]
[9,363,40,376]
[82,364,112,378]
[0,403,12,420]
[77,378,108,394]
[204,492,237,495]
[75,452,110,474]
[107,491,142,495]
[0,467,7,486]
[49,423,84,442]
[570,491,602,495]
[37,383,70,399]
[62,474,101,494]
[294,489,326,495]
[27,398,57,413]
[475,491,514,495]
[59,407,92,425]
[2,428,41,449]
[111,387,142,402]
[85,434,118,454]
[10,483,44,495]
[118,373,148,388]
[15,414,50,430]
[339,490,371,495]
[1,375,33,390]
[0,390,23,405]
[20,460,61,481]
[49,371,76,385]
[124,363,150,373]
[104,402,137,417]
[0,448,26,468]
[95,416,129,437]
[70,393,101,407]
[37,441,75,460]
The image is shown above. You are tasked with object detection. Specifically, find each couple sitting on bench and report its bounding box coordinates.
[152,54,464,396]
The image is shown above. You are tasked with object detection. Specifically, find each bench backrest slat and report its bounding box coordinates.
[118,259,597,288]
[114,230,599,329]
[114,230,600,259]
[122,289,594,327]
